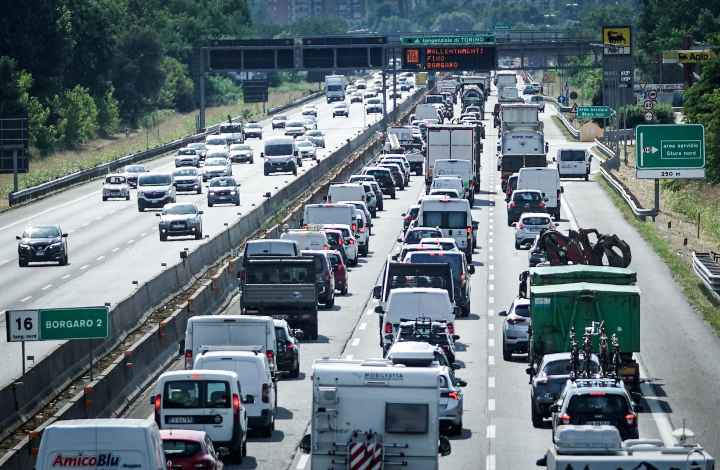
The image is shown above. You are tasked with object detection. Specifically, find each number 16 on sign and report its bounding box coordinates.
[5,310,40,375]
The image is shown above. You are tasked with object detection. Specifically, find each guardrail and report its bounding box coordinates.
[0,89,424,468]
[547,98,580,139]
[597,164,656,220]
[692,252,720,301]
[8,90,324,206]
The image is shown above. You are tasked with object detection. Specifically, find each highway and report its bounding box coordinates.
[0,87,412,386]
[121,85,720,470]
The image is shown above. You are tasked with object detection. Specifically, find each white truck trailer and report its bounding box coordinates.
[305,358,451,470]
[425,125,480,198]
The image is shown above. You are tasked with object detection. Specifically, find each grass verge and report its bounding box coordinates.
[597,177,720,336]
[551,115,578,141]
[0,82,318,208]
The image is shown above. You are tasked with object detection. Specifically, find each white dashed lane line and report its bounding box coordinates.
[350,338,360,347]
[486,425,496,439]
[112,247,120,253]
[96,256,105,261]
[20,296,32,302]
[488,399,496,411]
[488,376,495,388]
[358,322,367,330]
[80,264,89,270]
[41,284,53,291]
[61,274,71,280]
[127,239,135,244]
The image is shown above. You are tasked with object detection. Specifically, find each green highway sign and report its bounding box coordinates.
[400,34,496,45]
[636,124,705,179]
[6,307,109,342]
[576,105,614,119]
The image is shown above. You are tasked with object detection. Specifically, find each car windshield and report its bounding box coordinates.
[274,115,287,120]
[162,439,202,458]
[23,226,61,238]
[567,394,629,415]
[231,144,251,151]
[246,123,260,128]
[139,175,171,186]
[177,149,196,156]
[514,192,542,202]
[287,121,304,127]
[205,158,227,166]
[561,150,586,162]
[173,168,198,177]
[209,178,235,187]
[164,204,197,215]
[265,143,294,156]
[187,143,205,150]
[125,165,144,173]
[521,216,551,226]
[405,229,442,244]
[297,141,313,148]
[408,253,463,279]
[308,131,322,136]
[206,138,226,146]
[105,176,126,184]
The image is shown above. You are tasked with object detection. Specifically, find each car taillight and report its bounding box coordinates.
[286,342,296,351]
[466,226,472,235]
[266,350,274,364]
[154,394,161,412]
[348,238,355,245]
[240,270,246,282]
[447,323,455,335]
[509,202,516,208]
[447,391,460,400]
[560,413,571,424]
[339,239,344,245]
[232,393,241,414]
[359,227,365,233]
[262,384,270,403]
[184,350,193,369]
[323,244,329,250]
[384,322,393,334]
[351,223,357,232]
[460,272,465,284]
[625,413,636,425]
[193,462,210,469]
[538,201,545,208]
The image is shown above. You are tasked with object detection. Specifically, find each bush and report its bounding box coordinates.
[158,57,195,113]
[96,86,121,136]
[206,74,242,106]
[618,103,674,129]
[54,85,98,148]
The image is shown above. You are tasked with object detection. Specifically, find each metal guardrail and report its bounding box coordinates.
[692,252,720,301]
[597,165,656,220]
[547,99,580,139]
[8,90,324,206]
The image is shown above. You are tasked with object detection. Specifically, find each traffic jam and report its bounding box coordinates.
[28,71,715,470]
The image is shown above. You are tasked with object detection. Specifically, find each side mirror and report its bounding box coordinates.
[62,233,69,238]
[293,329,304,340]
[498,310,508,316]
[438,436,452,456]
[560,186,564,193]
[374,305,384,314]
[452,334,461,341]
[396,237,403,242]
[260,152,264,158]
[451,363,461,370]
[536,455,548,467]
[401,213,406,217]
[511,222,517,227]
[300,434,311,454]
[468,265,475,274]
[155,213,161,217]
[526,366,535,376]
[15,235,21,240]
[554,223,560,227]
[372,285,382,299]
[543,197,549,202]
[243,395,255,404]
[455,378,467,387]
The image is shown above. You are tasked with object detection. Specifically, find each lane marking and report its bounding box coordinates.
[489,296,495,304]
[489,246,494,252]
[488,338,495,348]
[141,232,147,237]
[365,309,373,316]
[351,338,360,347]
[80,222,90,228]
[41,284,53,291]
[489,255,494,261]
[488,323,495,331]
[127,239,135,244]
[489,284,495,291]
[61,274,71,280]
[112,247,120,253]
[488,355,495,366]
[488,309,495,317]
[638,360,675,446]
[489,264,494,271]
[96,255,105,261]
[486,455,496,470]
[488,237,494,244]
[345,354,354,361]
[489,274,495,281]
[358,322,367,330]
[20,296,32,302]
[80,264,89,270]
[488,399,496,411]
[296,454,310,470]
[486,425,496,439]
[0,259,10,266]
[0,190,101,233]
[488,376,495,388]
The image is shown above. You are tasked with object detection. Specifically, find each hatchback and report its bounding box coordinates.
[161,430,223,470]
[500,298,531,360]
[514,213,557,249]
[507,190,546,225]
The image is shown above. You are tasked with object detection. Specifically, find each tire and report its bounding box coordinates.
[585,173,589,181]
[59,254,68,266]
[195,231,203,240]
[461,303,470,317]
[293,167,298,176]
[208,202,213,207]
[515,241,520,250]
[297,160,303,167]
[503,342,512,361]
[326,294,335,308]
[235,199,240,206]
[138,204,144,212]
[391,193,396,200]
[554,210,561,222]
[250,158,254,164]
[18,258,27,267]
[450,419,463,436]
[371,209,377,218]
[307,322,318,340]
[241,438,247,457]
[125,195,130,201]
[264,170,269,176]
[350,256,358,267]
[507,218,513,227]
[262,419,274,437]
[341,286,348,296]
[531,401,544,428]
[160,233,167,242]
[102,196,107,202]
[289,361,300,378]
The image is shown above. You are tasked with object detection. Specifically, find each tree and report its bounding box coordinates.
[431,12,475,32]
[54,85,98,147]
[96,86,121,136]
[0,56,25,116]
[158,57,195,112]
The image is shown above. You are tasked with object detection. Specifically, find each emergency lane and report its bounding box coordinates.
[0,88,412,388]
[122,167,428,469]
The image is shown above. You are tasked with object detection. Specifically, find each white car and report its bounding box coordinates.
[305,129,326,148]
[333,103,349,117]
[202,157,233,181]
[244,121,263,139]
[172,167,203,194]
[174,148,201,167]
[102,175,130,201]
[303,116,318,130]
[284,120,306,137]
[295,139,318,161]
[319,223,358,266]
[229,143,254,163]
[271,114,287,129]
[301,105,318,117]
[349,92,363,103]
[204,135,229,155]
[514,212,557,249]
[365,98,383,114]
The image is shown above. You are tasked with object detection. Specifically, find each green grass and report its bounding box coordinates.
[598,177,720,335]
[664,183,720,247]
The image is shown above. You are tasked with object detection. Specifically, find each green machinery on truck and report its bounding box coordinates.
[522,266,641,389]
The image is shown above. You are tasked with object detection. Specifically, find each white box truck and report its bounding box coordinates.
[303,359,451,470]
[424,125,480,197]
[325,75,347,103]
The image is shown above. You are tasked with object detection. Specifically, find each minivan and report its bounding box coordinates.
[300,249,336,308]
[327,183,367,206]
[281,229,330,251]
[517,167,563,220]
[557,148,591,180]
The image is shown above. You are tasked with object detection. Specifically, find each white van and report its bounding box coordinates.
[327,183,366,206]
[380,287,455,352]
[556,148,591,180]
[36,419,166,470]
[516,167,563,220]
[281,229,329,251]
[417,196,473,261]
[433,159,474,199]
[430,176,465,198]
[194,349,277,436]
[303,203,357,233]
[307,359,450,470]
[154,370,248,461]
[183,315,277,373]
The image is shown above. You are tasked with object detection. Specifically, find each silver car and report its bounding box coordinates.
[271,114,287,129]
[102,175,130,201]
[514,212,557,249]
[202,157,232,181]
[284,119,306,137]
[295,139,317,161]
[157,203,203,241]
[229,143,254,163]
[174,148,200,167]
[137,173,176,212]
[305,130,325,148]
[438,366,466,436]
[172,167,203,194]
[500,297,531,361]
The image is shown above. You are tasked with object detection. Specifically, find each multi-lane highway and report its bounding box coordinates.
[116,84,720,469]
[0,87,411,385]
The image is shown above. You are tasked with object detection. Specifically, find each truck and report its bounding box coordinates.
[500,103,542,133]
[303,358,452,470]
[537,426,715,470]
[387,126,424,175]
[498,86,523,103]
[425,125,481,195]
[460,74,491,98]
[524,265,641,390]
[325,75,347,103]
[499,103,546,190]
[494,70,517,89]
[240,257,319,340]
[461,85,484,113]
[415,103,442,123]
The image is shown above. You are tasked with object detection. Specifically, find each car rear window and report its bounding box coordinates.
[163,380,230,409]
[408,253,462,278]
[163,439,202,458]
[513,304,530,317]
[544,359,598,375]
[421,211,467,229]
[521,217,551,226]
[405,229,442,244]
[567,394,629,415]
[246,265,314,284]
[514,192,542,202]
[560,150,586,162]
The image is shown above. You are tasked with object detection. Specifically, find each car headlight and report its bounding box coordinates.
[209,191,215,196]
[50,241,63,248]
[230,190,237,195]
[19,243,29,249]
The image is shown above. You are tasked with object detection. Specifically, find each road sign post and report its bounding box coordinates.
[6,307,109,378]
[636,124,705,179]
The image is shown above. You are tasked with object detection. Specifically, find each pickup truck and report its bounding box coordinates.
[241,257,319,339]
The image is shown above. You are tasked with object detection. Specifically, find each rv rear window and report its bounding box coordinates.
[385,403,429,434]
[163,380,230,409]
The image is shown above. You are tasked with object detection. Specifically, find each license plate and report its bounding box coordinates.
[588,421,610,426]
[167,416,195,424]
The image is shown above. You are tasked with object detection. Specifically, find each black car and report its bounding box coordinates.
[363,167,396,199]
[300,250,335,308]
[378,163,405,190]
[17,225,68,267]
[507,190,546,225]
[274,320,301,378]
[207,177,240,207]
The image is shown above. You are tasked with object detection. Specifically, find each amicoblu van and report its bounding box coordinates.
[516,167,563,221]
[183,315,277,374]
[194,349,277,436]
[556,148,591,180]
[36,419,166,470]
[417,196,473,261]
[154,370,249,461]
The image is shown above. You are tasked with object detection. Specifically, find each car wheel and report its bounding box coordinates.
[507,218,513,226]
[208,202,213,207]
[195,231,202,240]
[326,294,335,308]
[59,254,68,266]
[125,195,130,201]
[515,241,520,250]
[554,210,561,222]
[18,258,27,268]
[196,188,202,194]
[102,196,107,202]
[264,170,269,176]
[159,233,167,242]
[531,401,544,428]
[262,419,274,437]
[288,361,300,378]
[462,303,470,317]
[391,193,396,200]
[371,209,377,218]
[235,199,240,206]
[341,286,348,296]
[138,204,145,212]
[585,173,589,181]
[297,160,303,167]
[450,419,463,436]
[503,342,512,361]
[250,158,254,164]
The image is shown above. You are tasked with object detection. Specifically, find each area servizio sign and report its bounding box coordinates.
[576,106,613,119]
[636,124,705,179]
[5,307,109,342]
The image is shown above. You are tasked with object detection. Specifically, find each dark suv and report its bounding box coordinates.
[300,250,335,308]
[16,225,68,267]
[363,167,396,199]
[507,190,546,225]
[274,319,301,378]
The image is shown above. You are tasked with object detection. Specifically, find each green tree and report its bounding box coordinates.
[96,86,121,136]
[54,85,98,147]
[0,56,25,116]
[158,57,195,112]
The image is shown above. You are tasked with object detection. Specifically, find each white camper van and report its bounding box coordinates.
[304,359,451,470]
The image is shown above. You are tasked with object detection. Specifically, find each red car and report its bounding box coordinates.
[326,249,348,295]
[161,429,224,470]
